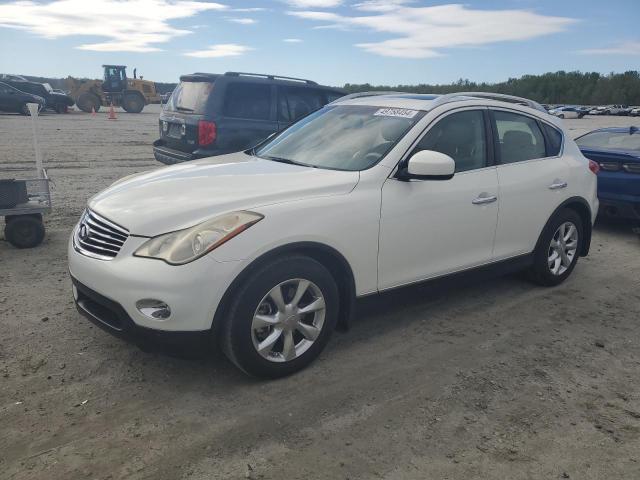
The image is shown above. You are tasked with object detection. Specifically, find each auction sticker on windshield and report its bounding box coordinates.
[374,108,419,119]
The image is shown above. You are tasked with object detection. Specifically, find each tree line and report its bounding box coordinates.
[343,71,640,106]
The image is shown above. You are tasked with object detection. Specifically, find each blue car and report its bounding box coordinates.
[575,126,640,220]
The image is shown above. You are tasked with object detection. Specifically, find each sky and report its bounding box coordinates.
[0,0,638,86]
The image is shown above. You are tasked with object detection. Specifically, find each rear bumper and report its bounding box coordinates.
[152,139,224,165]
[598,198,640,220]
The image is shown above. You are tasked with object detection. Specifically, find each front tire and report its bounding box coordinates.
[122,93,144,113]
[528,209,582,286]
[221,255,339,378]
[76,93,101,113]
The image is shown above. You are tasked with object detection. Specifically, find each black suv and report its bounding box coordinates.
[0,81,45,115]
[5,80,74,113]
[153,72,345,164]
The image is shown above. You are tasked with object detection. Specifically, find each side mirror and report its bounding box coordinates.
[398,150,455,181]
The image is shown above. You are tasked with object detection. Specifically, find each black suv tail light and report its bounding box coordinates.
[198,120,216,146]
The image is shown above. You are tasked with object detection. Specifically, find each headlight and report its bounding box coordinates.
[134,211,263,265]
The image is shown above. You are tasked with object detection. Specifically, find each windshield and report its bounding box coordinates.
[165,81,213,114]
[255,105,424,171]
[576,130,640,152]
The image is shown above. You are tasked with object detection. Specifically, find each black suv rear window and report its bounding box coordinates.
[166,81,213,114]
[224,83,271,120]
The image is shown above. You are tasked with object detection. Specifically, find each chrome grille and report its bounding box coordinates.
[74,209,129,260]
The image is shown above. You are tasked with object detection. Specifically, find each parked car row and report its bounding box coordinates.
[545,104,640,118]
[0,74,73,114]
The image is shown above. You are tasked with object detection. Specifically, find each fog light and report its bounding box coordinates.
[72,285,78,301]
[136,299,171,319]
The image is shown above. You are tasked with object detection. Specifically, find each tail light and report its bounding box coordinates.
[623,163,640,174]
[588,159,600,175]
[198,120,216,146]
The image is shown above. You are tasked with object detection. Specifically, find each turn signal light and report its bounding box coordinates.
[588,159,600,175]
[198,120,217,146]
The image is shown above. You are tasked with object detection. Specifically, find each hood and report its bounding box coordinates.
[89,152,360,236]
[50,91,74,105]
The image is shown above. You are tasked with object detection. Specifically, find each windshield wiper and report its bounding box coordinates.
[262,155,309,167]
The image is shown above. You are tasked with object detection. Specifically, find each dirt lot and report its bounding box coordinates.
[1,106,640,480]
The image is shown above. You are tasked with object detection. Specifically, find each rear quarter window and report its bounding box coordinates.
[542,123,563,156]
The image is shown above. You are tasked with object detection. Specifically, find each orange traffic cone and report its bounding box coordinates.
[91,106,96,116]
[108,103,117,120]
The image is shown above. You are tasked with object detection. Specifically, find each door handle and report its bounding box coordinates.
[548,180,568,190]
[472,194,498,205]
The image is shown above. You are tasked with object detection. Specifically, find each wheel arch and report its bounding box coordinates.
[536,196,593,257]
[212,241,357,335]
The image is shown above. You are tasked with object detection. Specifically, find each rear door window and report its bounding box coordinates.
[493,110,546,164]
[165,81,213,114]
[224,82,272,120]
[278,86,324,123]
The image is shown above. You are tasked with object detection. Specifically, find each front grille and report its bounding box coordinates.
[74,209,129,260]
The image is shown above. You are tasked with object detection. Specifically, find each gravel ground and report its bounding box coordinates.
[1,106,640,480]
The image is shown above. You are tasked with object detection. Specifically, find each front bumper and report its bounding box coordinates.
[68,230,243,332]
[71,276,210,349]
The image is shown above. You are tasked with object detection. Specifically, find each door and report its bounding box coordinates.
[0,84,13,110]
[378,109,499,290]
[490,109,570,259]
[218,82,277,152]
[277,86,325,130]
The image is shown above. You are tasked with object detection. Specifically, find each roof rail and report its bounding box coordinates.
[329,91,407,104]
[224,72,318,85]
[431,92,547,113]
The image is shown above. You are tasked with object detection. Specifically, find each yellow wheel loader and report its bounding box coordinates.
[66,65,161,113]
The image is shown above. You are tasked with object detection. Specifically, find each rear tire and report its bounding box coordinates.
[4,215,45,248]
[527,209,582,286]
[220,255,339,378]
[122,93,144,113]
[77,93,101,113]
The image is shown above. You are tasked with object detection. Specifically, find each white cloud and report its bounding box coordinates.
[283,38,303,43]
[232,7,267,12]
[285,0,342,8]
[185,43,253,58]
[0,0,226,52]
[227,18,257,25]
[578,41,640,55]
[289,4,576,58]
[353,0,414,12]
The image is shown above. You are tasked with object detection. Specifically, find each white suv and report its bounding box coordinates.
[69,92,599,377]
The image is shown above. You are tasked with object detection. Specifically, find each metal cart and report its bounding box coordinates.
[1,168,51,248]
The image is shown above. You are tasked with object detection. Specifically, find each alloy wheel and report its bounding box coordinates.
[251,278,326,363]
[548,221,578,276]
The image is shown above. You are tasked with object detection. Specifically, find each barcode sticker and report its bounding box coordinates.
[374,108,419,118]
